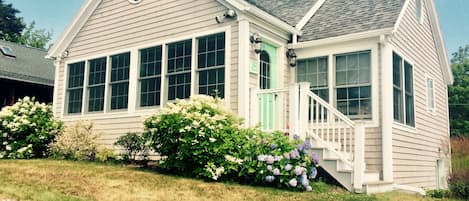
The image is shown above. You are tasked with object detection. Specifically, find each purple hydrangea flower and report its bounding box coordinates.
[257,154,266,161]
[309,167,318,179]
[273,168,280,175]
[293,135,300,140]
[305,185,312,191]
[296,144,304,152]
[283,152,291,159]
[285,164,293,171]
[265,175,275,183]
[267,165,273,171]
[266,155,275,164]
[294,166,306,176]
[290,149,300,159]
[310,153,319,163]
[270,143,278,149]
[300,175,309,187]
[289,178,298,187]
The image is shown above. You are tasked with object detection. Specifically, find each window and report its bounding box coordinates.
[167,40,192,100]
[335,51,371,119]
[427,77,435,111]
[416,0,422,22]
[87,57,106,112]
[259,51,271,89]
[140,46,162,107]
[197,33,225,98]
[67,62,85,114]
[297,57,328,101]
[110,52,130,110]
[393,52,415,126]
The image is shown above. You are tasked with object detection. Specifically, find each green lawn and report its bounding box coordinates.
[0,160,457,201]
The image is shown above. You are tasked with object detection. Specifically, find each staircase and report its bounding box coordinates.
[250,82,390,193]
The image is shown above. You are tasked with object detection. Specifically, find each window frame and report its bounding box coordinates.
[86,57,107,113]
[426,75,436,113]
[334,50,372,120]
[109,52,131,111]
[61,27,231,118]
[166,39,193,101]
[196,33,226,98]
[296,56,329,101]
[65,61,86,115]
[392,51,416,127]
[138,45,163,108]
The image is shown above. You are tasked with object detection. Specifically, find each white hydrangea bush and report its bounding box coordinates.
[0,97,63,159]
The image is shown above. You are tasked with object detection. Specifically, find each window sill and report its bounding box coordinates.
[393,122,417,134]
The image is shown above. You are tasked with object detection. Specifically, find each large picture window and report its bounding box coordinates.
[197,33,225,98]
[87,57,106,112]
[393,52,415,126]
[139,46,162,107]
[110,52,130,110]
[67,62,85,114]
[335,51,371,119]
[167,40,192,100]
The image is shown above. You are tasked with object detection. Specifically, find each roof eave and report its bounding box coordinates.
[290,28,393,49]
[46,0,102,59]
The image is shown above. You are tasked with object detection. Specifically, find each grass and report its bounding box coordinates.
[451,137,469,170]
[0,160,460,201]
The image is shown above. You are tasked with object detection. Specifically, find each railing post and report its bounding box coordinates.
[353,125,365,192]
[298,82,310,139]
[289,84,299,137]
[249,87,259,127]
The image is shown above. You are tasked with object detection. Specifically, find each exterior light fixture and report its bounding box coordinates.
[250,33,262,54]
[216,9,237,24]
[287,49,297,67]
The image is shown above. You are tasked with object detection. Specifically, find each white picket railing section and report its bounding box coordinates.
[250,82,365,191]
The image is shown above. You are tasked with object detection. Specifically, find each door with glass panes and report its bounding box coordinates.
[258,43,277,130]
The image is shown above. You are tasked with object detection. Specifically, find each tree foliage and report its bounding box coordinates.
[0,0,25,40]
[15,21,52,49]
[448,45,469,137]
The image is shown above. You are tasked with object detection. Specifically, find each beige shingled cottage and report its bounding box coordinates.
[46,0,452,194]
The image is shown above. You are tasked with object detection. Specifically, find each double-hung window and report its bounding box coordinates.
[197,33,225,98]
[67,62,85,114]
[393,52,415,126]
[87,57,106,112]
[297,57,329,101]
[139,46,162,107]
[335,51,372,119]
[110,52,130,110]
[167,40,192,100]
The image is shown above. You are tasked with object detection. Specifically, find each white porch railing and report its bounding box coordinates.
[250,82,365,191]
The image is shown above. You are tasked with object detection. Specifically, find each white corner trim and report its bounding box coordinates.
[392,0,411,34]
[238,20,250,125]
[426,0,453,84]
[47,0,102,58]
[290,28,393,49]
[393,184,426,196]
[295,0,326,30]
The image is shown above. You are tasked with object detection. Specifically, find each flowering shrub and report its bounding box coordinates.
[49,121,100,161]
[0,97,63,159]
[144,95,244,180]
[238,130,319,191]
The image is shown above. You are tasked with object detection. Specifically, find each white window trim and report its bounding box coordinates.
[392,50,416,128]
[61,26,231,119]
[425,74,436,113]
[294,39,379,127]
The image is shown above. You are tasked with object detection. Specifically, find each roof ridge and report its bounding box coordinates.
[0,39,48,52]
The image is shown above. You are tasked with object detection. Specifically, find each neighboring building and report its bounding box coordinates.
[47,0,452,194]
[0,40,54,108]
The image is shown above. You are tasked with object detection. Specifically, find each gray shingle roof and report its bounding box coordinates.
[246,0,319,26]
[0,40,54,86]
[299,0,405,42]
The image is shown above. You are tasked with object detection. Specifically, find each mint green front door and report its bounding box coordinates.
[259,43,277,130]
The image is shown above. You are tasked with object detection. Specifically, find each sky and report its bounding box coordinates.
[4,0,469,58]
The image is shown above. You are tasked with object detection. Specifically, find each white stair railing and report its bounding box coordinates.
[251,83,365,192]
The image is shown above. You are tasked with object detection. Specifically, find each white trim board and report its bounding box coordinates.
[295,0,326,30]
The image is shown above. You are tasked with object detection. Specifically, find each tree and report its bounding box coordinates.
[16,21,52,49]
[448,45,469,137]
[0,0,25,41]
